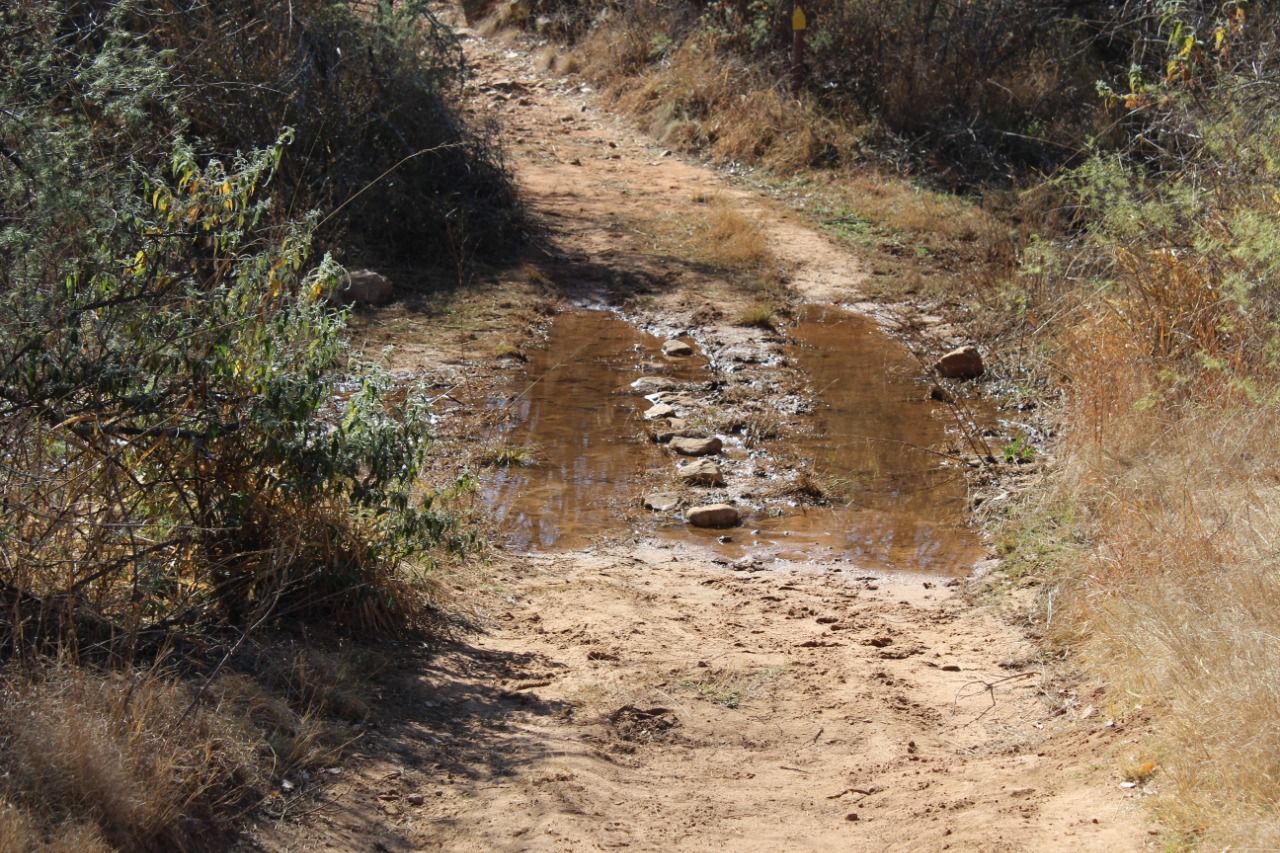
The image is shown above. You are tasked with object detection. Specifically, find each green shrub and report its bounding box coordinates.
[0,2,460,646]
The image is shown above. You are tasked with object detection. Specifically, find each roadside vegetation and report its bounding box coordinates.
[488,0,1280,845]
[0,1,516,847]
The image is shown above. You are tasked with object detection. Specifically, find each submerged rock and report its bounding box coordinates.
[686,503,740,528]
[935,346,984,380]
[631,376,679,394]
[662,339,695,357]
[677,458,725,487]
[670,436,722,457]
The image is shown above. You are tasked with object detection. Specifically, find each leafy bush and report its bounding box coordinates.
[0,2,461,651]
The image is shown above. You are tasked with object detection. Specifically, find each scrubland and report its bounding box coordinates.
[5,0,1280,848]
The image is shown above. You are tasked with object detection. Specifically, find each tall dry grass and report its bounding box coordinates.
[1040,400,1280,848]
[0,667,261,851]
[1016,163,1280,846]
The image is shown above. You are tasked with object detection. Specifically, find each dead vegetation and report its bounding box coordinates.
[0,667,259,852]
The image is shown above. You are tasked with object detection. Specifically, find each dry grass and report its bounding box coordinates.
[0,666,261,852]
[1005,235,1280,846]
[1037,403,1280,848]
[576,25,853,173]
[677,665,782,709]
[713,408,785,445]
[763,467,847,505]
[637,194,776,278]
[472,439,540,468]
[732,302,778,330]
[690,200,772,271]
[0,640,394,851]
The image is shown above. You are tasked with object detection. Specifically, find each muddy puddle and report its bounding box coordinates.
[478,306,989,575]
[683,305,989,574]
[480,310,705,550]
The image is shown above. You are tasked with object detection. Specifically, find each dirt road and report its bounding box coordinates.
[252,22,1154,853]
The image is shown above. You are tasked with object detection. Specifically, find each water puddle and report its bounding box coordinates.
[480,310,705,550]
[683,305,988,574]
[478,305,989,575]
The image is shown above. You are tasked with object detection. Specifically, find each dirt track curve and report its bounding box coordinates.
[249,20,1155,853]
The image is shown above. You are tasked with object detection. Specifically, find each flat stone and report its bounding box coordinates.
[644,403,676,420]
[662,339,695,357]
[670,436,722,457]
[650,418,704,444]
[935,346,984,380]
[677,458,725,487]
[631,376,679,394]
[686,504,740,528]
[643,493,682,512]
[650,391,699,407]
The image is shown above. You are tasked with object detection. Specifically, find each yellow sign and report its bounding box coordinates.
[792,5,807,31]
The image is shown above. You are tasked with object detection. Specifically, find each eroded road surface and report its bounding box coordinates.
[253,16,1153,853]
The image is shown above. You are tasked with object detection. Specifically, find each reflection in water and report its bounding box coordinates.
[482,310,703,550]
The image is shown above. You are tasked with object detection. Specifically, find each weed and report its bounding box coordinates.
[492,341,528,361]
[734,302,778,330]
[474,440,540,468]
[1001,434,1035,464]
[678,666,780,709]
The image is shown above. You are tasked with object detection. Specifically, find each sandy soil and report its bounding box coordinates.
[246,22,1155,853]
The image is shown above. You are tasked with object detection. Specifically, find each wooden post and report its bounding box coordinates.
[791,4,807,98]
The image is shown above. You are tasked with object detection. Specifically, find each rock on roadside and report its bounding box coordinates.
[935,345,984,380]
[670,436,722,457]
[330,269,394,307]
[677,458,725,487]
[686,504,740,528]
[643,493,682,512]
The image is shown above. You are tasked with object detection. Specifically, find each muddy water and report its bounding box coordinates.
[687,305,987,574]
[481,310,705,550]
[482,306,986,575]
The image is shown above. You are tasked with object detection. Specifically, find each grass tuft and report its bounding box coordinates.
[733,302,779,330]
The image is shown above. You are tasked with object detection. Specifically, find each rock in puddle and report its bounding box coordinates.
[686,503,740,528]
[650,391,700,407]
[935,345,984,380]
[677,458,725,487]
[631,376,680,394]
[643,492,683,512]
[662,339,695,357]
[670,436,722,457]
[644,403,676,420]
